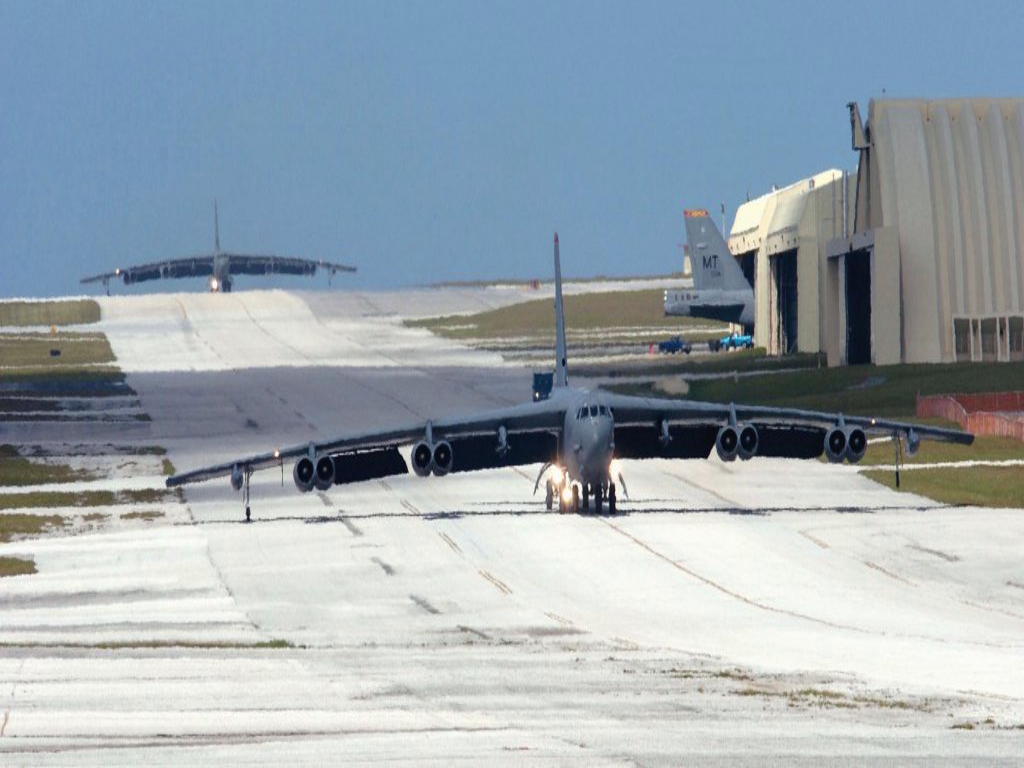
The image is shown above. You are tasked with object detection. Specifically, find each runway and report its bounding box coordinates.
[2,288,1023,764]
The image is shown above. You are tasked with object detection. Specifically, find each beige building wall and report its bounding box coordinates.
[855,98,1024,363]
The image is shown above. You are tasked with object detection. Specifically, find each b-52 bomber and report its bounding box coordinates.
[168,233,972,520]
[82,202,356,294]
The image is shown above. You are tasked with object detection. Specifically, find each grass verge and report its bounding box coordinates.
[0,513,66,542]
[0,556,37,577]
[408,289,712,340]
[0,299,101,327]
[610,361,1024,419]
[862,466,1024,508]
[0,489,169,510]
[0,445,100,486]
[0,331,115,368]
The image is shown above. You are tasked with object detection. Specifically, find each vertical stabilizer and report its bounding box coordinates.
[214,200,221,253]
[553,232,568,388]
[684,208,750,291]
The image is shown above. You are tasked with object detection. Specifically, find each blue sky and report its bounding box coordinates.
[3,1,1024,298]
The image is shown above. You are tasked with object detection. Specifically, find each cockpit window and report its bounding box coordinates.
[598,405,607,416]
[589,405,597,418]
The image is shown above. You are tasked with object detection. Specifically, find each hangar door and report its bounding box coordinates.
[771,250,798,354]
[845,252,871,365]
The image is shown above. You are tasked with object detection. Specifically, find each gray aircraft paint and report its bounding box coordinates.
[664,209,754,327]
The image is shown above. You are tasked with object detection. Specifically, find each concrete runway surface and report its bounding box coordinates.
[2,288,1024,765]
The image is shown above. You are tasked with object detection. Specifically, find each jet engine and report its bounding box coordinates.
[412,441,434,477]
[905,429,921,457]
[845,427,867,464]
[432,440,453,477]
[824,427,847,464]
[293,456,316,492]
[313,455,335,491]
[230,464,244,491]
[715,425,739,462]
[737,424,759,461]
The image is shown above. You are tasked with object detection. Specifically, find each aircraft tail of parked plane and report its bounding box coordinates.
[684,209,750,292]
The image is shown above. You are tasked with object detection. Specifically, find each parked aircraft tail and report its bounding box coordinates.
[684,209,750,292]
[553,232,568,388]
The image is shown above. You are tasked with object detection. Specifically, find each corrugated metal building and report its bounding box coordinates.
[730,98,1024,365]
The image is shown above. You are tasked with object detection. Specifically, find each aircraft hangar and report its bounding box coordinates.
[726,97,1024,366]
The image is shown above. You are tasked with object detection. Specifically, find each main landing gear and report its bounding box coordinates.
[545,478,617,515]
[241,466,253,522]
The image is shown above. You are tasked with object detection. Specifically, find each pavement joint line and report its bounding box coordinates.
[478,568,512,596]
[596,517,872,635]
[438,532,462,554]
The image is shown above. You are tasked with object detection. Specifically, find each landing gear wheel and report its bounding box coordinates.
[571,484,580,514]
[608,483,617,515]
[545,480,554,511]
[594,483,604,514]
[582,483,590,512]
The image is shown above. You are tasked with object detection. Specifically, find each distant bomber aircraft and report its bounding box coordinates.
[81,203,356,294]
[664,208,754,329]
[168,232,972,522]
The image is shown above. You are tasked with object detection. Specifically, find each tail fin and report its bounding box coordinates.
[553,232,568,388]
[214,200,221,253]
[683,209,750,291]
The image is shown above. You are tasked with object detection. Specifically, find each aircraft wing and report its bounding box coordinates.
[166,398,566,488]
[601,391,972,460]
[81,255,216,285]
[223,254,356,277]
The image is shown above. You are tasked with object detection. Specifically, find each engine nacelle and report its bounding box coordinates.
[230,464,244,491]
[715,426,739,462]
[293,457,316,492]
[737,424,759,461]
[412,441,434,477]
[824,427,847,464]
[845,427,867,464]
[905,428,921,457]
[432,440,453,477]
[313,455,335,491]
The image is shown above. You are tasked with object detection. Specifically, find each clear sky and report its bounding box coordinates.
[3,0,1024,298]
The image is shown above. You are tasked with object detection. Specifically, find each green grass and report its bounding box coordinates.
[0,446,100,486]
[0,513,65,542]
[863,466,1024,508]
[121,510,164,521]
[860,434,1024,466]
[614,361,1024,420]
[408,289,714,340]
[0,299,101,327]
[0,488,169,510]
[0,331,115,368]
[0,556,36,577]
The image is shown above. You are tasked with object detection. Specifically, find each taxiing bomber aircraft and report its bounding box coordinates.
[168,233,972,520]
[664,208,754,328]
[81,203,356,294]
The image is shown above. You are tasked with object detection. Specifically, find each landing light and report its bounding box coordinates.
[273,449,281,459]
[561,484,573,503]
[550,466,564,485]
[210,278,219,291]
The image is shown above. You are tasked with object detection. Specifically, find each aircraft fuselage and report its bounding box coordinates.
[556,389,615,487]
[663,287,754,327]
